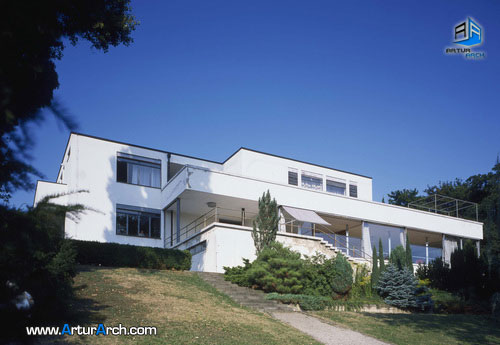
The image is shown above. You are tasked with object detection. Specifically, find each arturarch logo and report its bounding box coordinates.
[445,17,485,59]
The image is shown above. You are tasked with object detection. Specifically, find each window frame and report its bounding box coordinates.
[349,182,358,198]
[301,171,323,191]
[326,177,346,195]
[115,204,161,239]
[288,168,298,186]
[116,152,161,189]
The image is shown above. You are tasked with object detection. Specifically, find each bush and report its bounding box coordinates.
[377,264,417,309]
[69,240,191,270]
[430,288,464,313]
[389,245,406,270]
[245,242,304,294]
[330,253,353,297]
[224,243,353,298]
[351,265,372,298]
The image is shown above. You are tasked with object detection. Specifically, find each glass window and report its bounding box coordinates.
[151,217,161,238]
[326,179,346,195]
[349,184,358,198]
[288,169,298,186]
[116,207,161,239]
[117,213,127,235]
[117,156,161,188]
[188,241,207,255]
[301,171,323,191]
[128,214,139,236]
[139,215,150,237]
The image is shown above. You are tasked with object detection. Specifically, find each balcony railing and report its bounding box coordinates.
[166,207,371,261]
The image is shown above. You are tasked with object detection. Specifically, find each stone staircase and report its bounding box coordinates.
[198,272,297,313]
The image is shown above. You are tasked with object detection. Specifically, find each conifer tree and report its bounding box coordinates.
[377,264,417,309]
[378,238,385,273]
[371,245,379,290]
[405,232,414,273]
[252,190,279,254]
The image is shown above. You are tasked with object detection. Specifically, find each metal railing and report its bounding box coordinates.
[166,207,257,246]
[408,194,479,221]
[282,221,371,261]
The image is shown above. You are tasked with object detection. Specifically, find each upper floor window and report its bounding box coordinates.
[117,153,161,188]
[288,168,298,186]
[326,178,346,195]
[349,183,358,198]
[301,171,323,191]
[116,204,161,239]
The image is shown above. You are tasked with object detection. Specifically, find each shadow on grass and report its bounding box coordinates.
[364,312,500,345]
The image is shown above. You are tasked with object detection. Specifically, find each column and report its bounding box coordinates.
[476,240,480,257]
[425,237,429,265]
[278,207,286,232]
[361,222,372,259]
[176,198,181,243]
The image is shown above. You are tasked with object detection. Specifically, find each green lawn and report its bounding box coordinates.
[36,266,320,345]
[314,310,500,345]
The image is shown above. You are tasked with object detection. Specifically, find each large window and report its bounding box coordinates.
[288,168,298,186]
[117,153,161,188]
[326,178,346,195]
[116,205,161,239]
[301,171,323,191]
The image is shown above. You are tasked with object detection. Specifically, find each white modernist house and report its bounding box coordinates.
[34,133,483,272]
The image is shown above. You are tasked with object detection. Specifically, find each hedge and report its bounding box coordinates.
[69,239,191,270]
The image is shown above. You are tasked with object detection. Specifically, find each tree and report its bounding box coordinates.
[371,245,379,290]
[330,253,353,298]
[378,238,385,273]
[252,190,279,254]
[377,264,417,309]
[387,188,420,206]
[389,245,406,270]
[0,0,138,202]
[405,232,413,273]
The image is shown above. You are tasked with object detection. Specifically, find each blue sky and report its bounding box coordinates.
[10,0,500,207]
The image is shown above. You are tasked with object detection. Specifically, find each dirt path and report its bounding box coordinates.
[272,312,390,345]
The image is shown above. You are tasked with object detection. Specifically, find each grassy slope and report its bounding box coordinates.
[37,266,320,345]
[314,310,500,345]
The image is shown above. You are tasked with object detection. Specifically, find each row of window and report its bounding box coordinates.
[288,169,358,198]
[116,206,161,239]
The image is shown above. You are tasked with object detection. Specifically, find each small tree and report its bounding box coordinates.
[252,190,279,254]
[378,238,385,273]
[405,233,414,273]
[389,245,406,270]
[377,264,417,309]
[371,245,379,290]
[330,253,353,298]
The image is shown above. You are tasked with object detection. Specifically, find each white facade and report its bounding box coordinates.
[34,133,483,272]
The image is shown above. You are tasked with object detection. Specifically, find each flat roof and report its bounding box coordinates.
[58,132,372,180]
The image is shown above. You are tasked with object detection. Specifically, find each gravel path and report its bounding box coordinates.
[272,312,390,345]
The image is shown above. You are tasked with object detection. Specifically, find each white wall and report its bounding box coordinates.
[177,224,337,272]
[34,181,68,206]
[223,149,373,201]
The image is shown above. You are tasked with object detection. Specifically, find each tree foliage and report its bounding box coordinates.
[0,192,90,340]
[377,264,417,309]
[252,190,279,254]
[0,0,138,201]
[389,245,406,270]
[371,245,379,290]
[390,160,500,300]
[224,244,353,299]
[405,232,413,274]
[387,188,420,206]
[378,238,385,273]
